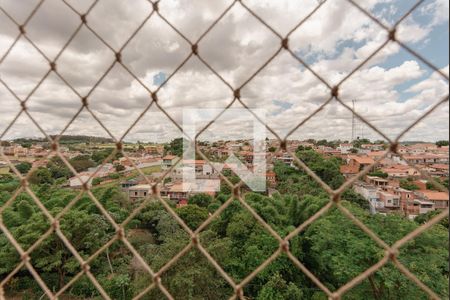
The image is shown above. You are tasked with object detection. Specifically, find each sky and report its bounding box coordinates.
[0,0,448,143]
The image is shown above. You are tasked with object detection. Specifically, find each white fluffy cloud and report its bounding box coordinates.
[0,0,448,143]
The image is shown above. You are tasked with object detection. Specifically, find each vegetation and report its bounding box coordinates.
[400,178,420,191]
[15,162,32,174]
[369,170,389,179]
[0,148,447,299]
[436,140,449,147]
[164,138,185,157]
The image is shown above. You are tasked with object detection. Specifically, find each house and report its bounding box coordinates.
[338,143,353,154]
[69,173,93,189]
[128,185,152,202]
[276,153,294,166]
[121,179,139,190]
[366,176,388,187]
[340,164,359,177]
[266,171,277,187]
[415,191,449,209]
[161,183,192,202]
[347,155,375,172]
[381,165,420,178]
[361,144,385,151]
[377,191,401,211]
[429,164,449,177]
[407,143,438,154]
[145,145,164,156]
[409,199,435,218]
[403,154,449,165]
[162,155,179,170]
[368,151,387,161]
[353,183,380,213]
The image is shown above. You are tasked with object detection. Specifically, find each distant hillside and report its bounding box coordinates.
[14,135,114,145]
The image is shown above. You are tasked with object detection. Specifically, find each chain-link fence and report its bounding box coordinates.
[0,0,449,299]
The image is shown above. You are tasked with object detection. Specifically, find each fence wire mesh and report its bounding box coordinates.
[0,0,449,299]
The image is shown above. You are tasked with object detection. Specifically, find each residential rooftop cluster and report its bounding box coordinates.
[1,138,448,219]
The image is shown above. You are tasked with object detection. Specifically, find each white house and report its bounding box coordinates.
[69,173,93,188]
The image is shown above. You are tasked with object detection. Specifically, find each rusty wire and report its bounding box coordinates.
[0,0,449,299]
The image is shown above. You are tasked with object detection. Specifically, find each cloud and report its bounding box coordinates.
[0,0,448,143]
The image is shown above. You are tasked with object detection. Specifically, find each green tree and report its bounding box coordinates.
[189,193,213,208]
[69,155,96,172]
[15,162,32,174]
[300,198,449,299]
[176,205,209,230]
[368,170,389,179]
[164,138,185,157]
[400,179,420,191]
[28,168,54,185]
[257,273,303,300]
[436,140,449,147]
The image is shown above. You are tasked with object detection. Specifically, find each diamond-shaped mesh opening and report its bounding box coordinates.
[241,253,324,299]
[58,193,116,260]
[121,14,192,91]
[0,264,48,299]
[158,0,234,42]
[0,37,49,99]
[198,2,281,88]
[395,1,449,69]
[200,198,280,283]
[85,239,146,299]
[124,201,191,272]
[26,72,82,135]
[289,0,390,86]
[27,231,83,296]
[394,223,449,299]
[25,0,81,61]
[339,47,449,141]
[55,26,116,96]
[0,0,448,299]
[1,190,51,250]
[294,202,386,292]
[86,0,152,51]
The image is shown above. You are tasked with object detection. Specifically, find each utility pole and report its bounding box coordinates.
[352,100,356,142]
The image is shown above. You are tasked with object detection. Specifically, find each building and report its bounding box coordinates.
[69,173,93,189]
[361,144,385,151]
[338,143,353,154]
[347,155,375,172]
[429,164,449,177]
[145,145,164,156]
[403,154,449,165]
[353,182,379,214]
[276,153,294,167]
[381,165,420,179]
[162,155,179,170]
[410,199,435,217]
[266,171,277,187]
[378,191,401,211]
[121,179,139,190]
[161,183,192,202]
[415,191,449,209]
[128,185,152,202]
[366,176,388,187]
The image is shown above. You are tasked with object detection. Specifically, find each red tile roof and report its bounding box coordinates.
[349,155,375,165]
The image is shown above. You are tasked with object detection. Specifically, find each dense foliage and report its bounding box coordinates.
[0,148,447,299]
